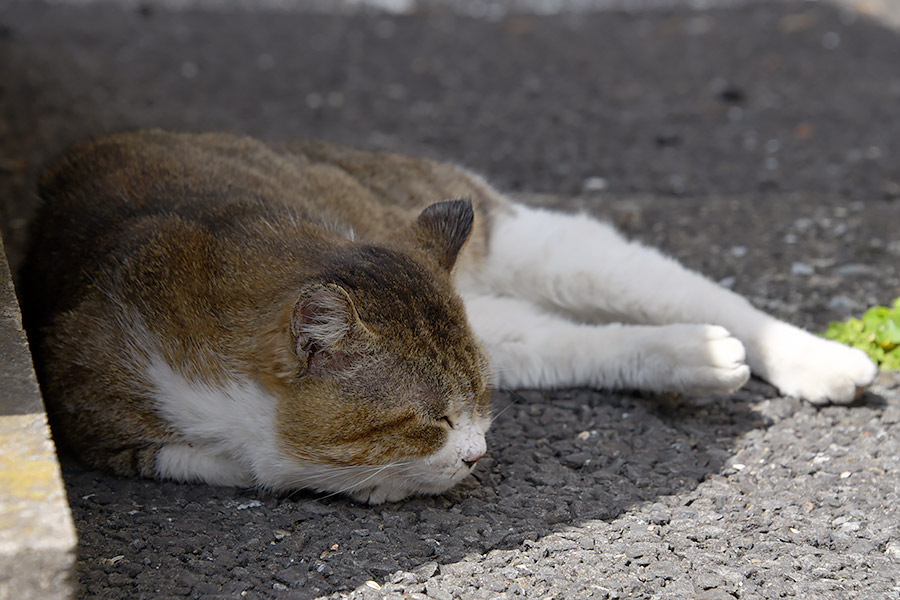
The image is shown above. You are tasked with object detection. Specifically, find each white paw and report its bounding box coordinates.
[652,324,751,396]
[347,483,414,505]
[751,324,877,405]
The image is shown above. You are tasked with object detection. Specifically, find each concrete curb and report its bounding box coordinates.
[0,232,76,600]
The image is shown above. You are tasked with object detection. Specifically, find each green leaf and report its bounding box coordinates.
[884,354,900,371]
[875,319,900,347]
[862,306,890,331]
[821,297,900,371]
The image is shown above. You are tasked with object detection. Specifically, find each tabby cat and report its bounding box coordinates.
[22,131,876,503]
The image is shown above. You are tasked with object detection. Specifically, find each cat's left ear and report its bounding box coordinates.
[290,283,363,378]
[412,198,474,272]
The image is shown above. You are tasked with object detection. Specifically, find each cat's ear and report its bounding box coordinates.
[412,198,474,272]
[290,283,361,378]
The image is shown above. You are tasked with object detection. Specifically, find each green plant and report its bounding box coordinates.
[823,297,900,371]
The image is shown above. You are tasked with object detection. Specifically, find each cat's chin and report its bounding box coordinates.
[250,444,480,504]
[342,468,472,505]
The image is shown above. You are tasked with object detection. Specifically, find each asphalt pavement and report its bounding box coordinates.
[1,0,899,598]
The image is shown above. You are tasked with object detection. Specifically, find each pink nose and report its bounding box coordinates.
[460,443,485,468]
[457,427,486,468]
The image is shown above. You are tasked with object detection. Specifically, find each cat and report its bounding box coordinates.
[22,130,877,504]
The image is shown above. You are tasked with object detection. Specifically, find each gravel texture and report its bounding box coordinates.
[2,0,900,598]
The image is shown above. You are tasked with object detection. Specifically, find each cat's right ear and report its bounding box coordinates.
[413,198,474,272]
[290,284,361,378]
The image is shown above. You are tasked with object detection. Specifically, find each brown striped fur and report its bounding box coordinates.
[23,130,497,480]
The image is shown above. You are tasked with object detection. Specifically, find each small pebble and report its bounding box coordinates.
[650,511,671,525]
[822,31,841,49]
[791,262,814,276]
[582,176,608,192]
[885,541,900,562]
[834,263,876,277]
[840,521,860,533]
[827,295,856,312]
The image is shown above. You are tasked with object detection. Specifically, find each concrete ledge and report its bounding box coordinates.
[0,233,75,600]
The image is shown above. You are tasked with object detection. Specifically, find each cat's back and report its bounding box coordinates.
[36,129,504,237]
[24,131,313,332]
[25,131,503,325]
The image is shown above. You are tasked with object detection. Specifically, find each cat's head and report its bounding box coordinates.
[266,200,492,503]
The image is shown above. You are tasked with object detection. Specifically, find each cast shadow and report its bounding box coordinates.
[60,380,772,599]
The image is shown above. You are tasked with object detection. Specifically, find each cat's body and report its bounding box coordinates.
[23,130,877,503]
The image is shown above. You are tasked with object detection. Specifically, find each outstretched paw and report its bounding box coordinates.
[657,324,751,396]
[751,324,878,405]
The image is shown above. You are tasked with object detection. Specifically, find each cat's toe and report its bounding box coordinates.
[347,487,379,504]
[800,344,877,405]
[669,325,750,395]
[706,326,747,369]
[703,330,751,392]
[350,483,417,504]
[680,362,750,396]
[717,363,752,393]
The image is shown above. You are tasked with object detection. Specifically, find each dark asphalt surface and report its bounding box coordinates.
[2,1,900,598]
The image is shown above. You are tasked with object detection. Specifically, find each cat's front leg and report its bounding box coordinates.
[461,202,876,403]
[463,294,750,395]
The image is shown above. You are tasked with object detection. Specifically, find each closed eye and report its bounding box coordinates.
[440,416,455,429]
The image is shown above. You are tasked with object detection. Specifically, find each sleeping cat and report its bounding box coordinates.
[22,130,877,504]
